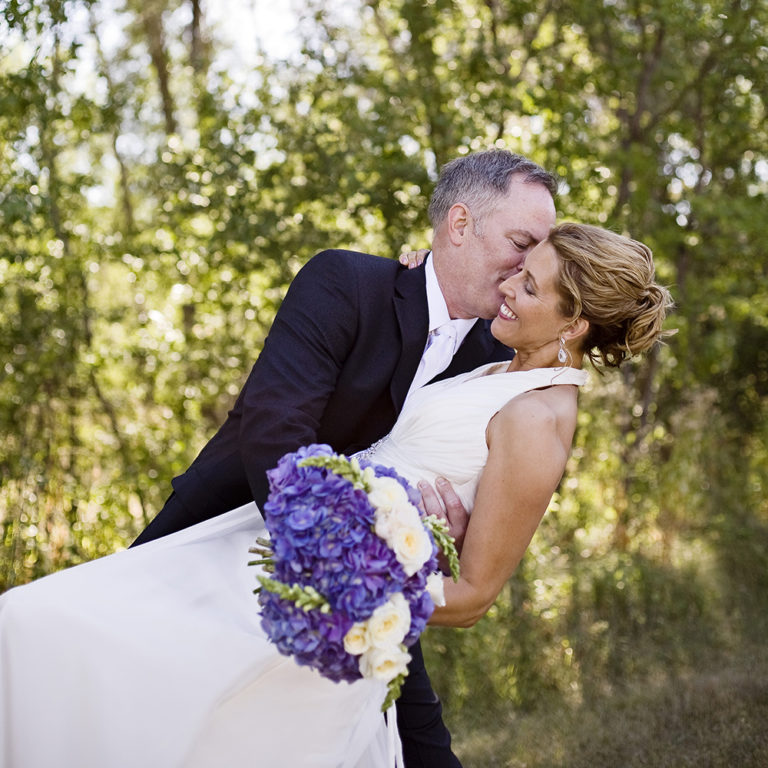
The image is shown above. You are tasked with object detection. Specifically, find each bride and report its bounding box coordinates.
[0,223,672,767]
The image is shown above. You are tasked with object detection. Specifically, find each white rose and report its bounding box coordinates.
[368,593,411,648]
[343,621,371,656]
[388,500,423,529]
[374,508,395,541]
[426,572,446,607]
[359,644,412,682]
[391,521,433,576]
[367,476,410,513]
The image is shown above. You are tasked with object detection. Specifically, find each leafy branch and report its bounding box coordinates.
[256,576,332,613]
[423,514,460,582]
[298,454,370,490]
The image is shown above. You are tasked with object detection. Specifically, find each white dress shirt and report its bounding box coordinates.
[405,254,477,401]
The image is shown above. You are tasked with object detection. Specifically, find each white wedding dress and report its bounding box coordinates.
[0,364,585,768]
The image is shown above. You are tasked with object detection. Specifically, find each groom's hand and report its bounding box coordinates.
[418,477,468,571]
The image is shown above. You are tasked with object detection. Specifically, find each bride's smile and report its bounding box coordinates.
[490,241,571,367]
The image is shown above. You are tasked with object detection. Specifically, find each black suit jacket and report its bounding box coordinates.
[147,249,514,531]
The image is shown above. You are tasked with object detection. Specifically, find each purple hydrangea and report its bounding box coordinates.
[257,444,441,684]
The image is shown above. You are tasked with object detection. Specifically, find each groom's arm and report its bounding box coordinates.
[237,250,364,507]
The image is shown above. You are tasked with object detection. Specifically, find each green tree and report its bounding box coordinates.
[1,3,767,761]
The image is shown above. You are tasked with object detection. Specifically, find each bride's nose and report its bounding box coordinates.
[499,275,516,296]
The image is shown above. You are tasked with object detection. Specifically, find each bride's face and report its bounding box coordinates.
[490,241,568,353]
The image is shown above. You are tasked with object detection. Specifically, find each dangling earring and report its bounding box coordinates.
[558,337,568,364]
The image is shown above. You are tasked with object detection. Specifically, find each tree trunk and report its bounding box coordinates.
[142,0,177,135]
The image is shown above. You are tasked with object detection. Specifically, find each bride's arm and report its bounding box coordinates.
[428,394,571,628]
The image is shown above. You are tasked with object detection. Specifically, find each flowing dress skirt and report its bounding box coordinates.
[0,503,394,767]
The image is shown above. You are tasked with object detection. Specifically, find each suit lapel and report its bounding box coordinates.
[390,264,429,413]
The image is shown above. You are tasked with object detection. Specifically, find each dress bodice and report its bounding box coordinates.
[360,363,588,511]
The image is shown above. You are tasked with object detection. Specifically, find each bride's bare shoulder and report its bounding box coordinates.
[488,385,578,449]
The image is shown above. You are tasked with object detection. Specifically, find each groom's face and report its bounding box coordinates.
[461,176,556,319]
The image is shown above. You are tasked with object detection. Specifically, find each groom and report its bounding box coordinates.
[134,149,557,767]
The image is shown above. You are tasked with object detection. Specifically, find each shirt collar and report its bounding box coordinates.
[424,253,451,332]
[424,253,478,342]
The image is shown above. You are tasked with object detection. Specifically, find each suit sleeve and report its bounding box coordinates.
[238,250,361,506]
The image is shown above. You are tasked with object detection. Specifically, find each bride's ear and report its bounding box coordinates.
[562,317,589,344]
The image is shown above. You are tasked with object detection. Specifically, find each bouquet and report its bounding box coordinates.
[250,444,459,711]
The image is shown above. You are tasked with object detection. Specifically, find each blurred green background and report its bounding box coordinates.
[1,1,767,765]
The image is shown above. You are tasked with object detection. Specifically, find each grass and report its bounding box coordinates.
[450,645,768,768]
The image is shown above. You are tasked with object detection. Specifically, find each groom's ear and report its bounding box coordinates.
[446,203,471,245]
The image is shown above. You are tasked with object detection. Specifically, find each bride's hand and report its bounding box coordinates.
[399,249,429,269]
[418,477,468,572]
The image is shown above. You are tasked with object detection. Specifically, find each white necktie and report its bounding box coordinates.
[406,323,459,400]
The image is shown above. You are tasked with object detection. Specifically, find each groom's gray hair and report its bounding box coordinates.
[428,150,558,232]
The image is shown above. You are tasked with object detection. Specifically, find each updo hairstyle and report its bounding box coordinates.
[549,222,674,368]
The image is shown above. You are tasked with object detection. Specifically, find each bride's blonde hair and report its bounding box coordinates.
[549,222,674,368]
